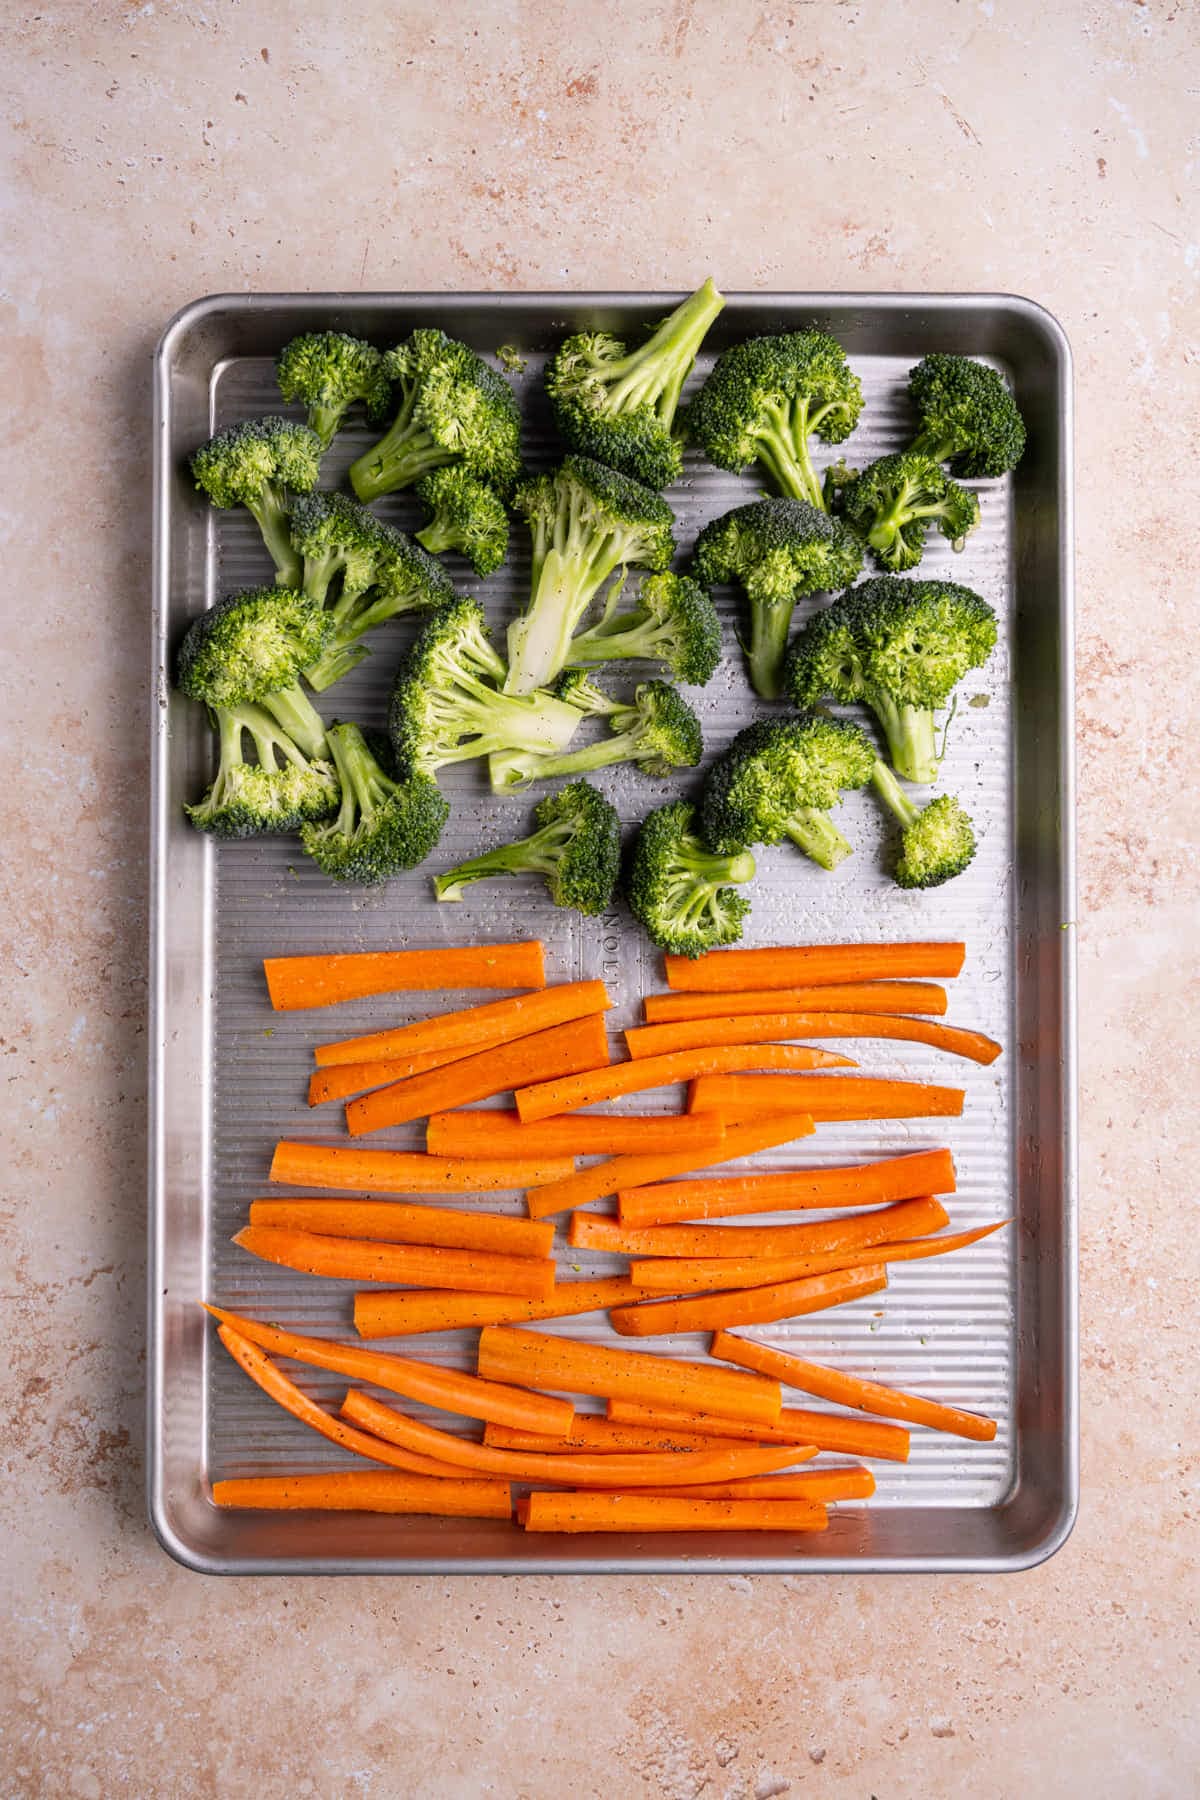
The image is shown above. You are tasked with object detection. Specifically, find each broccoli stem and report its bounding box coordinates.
[307,403,345,453]
[246,484,303,587]
[866,689,939,786]
[599,278,725,423]
[303,640,370,693]
[753,396,825,511]
[870,758,920,831]
[746,600,796,701]
[865,478,923,557]
[434,820,571,902]
[325,724,393,837]
[258,682,328,760]
[504,553,597,696]
[415,518,458,556]
[299,546,344,607]
[784,807,854,871]
[348,381,447,501]
[908,427,957,466]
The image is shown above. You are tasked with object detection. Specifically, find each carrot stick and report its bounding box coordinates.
[617,1468,876,1503]
[514,1044,854,1124]
[609,1265,888,1337]
[480,1417,793,1455]
[687,1075,966,1120]
[476,1324,781,1425]
[353,1277,646,1340]
[233,1225,557,1298]
[524,1114,817,1221]
[313,979,610,1067]
[521,1492,829,1533]
[264,941,546,1010]
[623,1228,997,1290]
[309,1041,500,1106]
[268,1142,576,1194]
[204,1305,573,1435]
[249,1200,555,1259]
[710,1331,998,1442]
[643,983,949,1023]
[606,1398,911,1462]
[617,1147,957,1225]
[626,1012,1002,1067]
[663,942,967,992]
[212,1471,513,1518]
[577,1196,950,1262]
[425,1109,728,1160]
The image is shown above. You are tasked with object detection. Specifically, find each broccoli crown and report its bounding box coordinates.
[692,496,864,606]
[895,792,977,889]
[701,714,877,854]
[488,679,702,793]
[835,452,981,572]
[275,331,392,449]
[176,586,332,708]
[567,571,722,686]
[434,779,621,913]
[300,722,448,883]
[627,800,755,957]
[185,702,339,839]
[288,490,390,601]
[907,354,1026,477]
[415,467,509,577]
[190,416,323,509]
[544,279,725,489]
[787,576,998,712]
[349,329,521,502]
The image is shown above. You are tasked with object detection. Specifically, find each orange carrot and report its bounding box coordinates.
[524,1114,817,1221]
[687,1074,966,1120]
[264,941,546,1010]
[233,1225,557,1298]
[577,1195,950,1262]
[480,1417,786,1455]
[353,1278,647,1340]
[425,1109,727,1160]
[626,1012,1001,1067]
[663,942,967,992]
[476,1324,781,1425]
[308,1040,499,1106]
[617,1468,875,1503]
[313,979,610,1067]
[212,1471,513,1517]
[643,983,949,1023]
[609,1265,888,1336]
[617,1147,957,1225]
[514,1043,853,1124]
[268,1142,575,1194]
[710,1330,999,1442]
[623,1228,997,1290]
[606,1398,911,1462]
[521,1492,829,1532]
[204,1305,573,1434]
[249,1199,554,1259]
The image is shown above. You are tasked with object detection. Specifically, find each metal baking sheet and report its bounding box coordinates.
[148,292,1075,1574]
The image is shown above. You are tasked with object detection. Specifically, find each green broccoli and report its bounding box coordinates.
[701,714,877,872]
[299,723,449,883]
[434,780,621,913]
[504,456,676,695]
[348,329,521,503]
[275,331,392,450]
[682,330,863,510]
[184,702,339,839]
[175,586,331,758]
[488,679,702,794]
[831,451,981,572]
[871,762,977,887]
[627,800,755,956]
[691,496,863,699]
[190,417,322,588]
[785,575,997,785]
[415,467,510,577]
[907,353,1027,477]
[566,571,721,686]
[544,278,725,489]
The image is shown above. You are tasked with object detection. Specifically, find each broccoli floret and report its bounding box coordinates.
[275,331,392,451]
[627,800,755,956]
[682,331,863,510]
[504,455,676,695]
[692,496,863,699]
[552,668,619,716]
[415,468,509,576]
[871,762,977,887]
[388,598,583,780]
[907,354,1026,477]
[184,701,339,838]
[175,586,331,758]
[785,575,998,785]
[488,679,701,793]
[701,713,877,872]
[434,780,621,912]
[545,279,725,489]
[566,571,721,686]
[834,452,981,572]
[190,417,322,587]
[299,723,448,883]
[348,328,521,503]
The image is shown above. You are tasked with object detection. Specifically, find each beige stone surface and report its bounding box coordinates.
[2,0,1198,1794]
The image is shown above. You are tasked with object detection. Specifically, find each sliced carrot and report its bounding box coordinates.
[352,1277,647,1340]
[626,1012,1001,1067]
[203,1305,573,1434]
[233,1225,556,1298]
[606,1398,911,1462]
[663,942,967,992]
[624,1227,997,1290]
[643,982,949,1023]
[268,1142,575,1194]
[687,1074,966,1120]
[609,1265,888,1336]
[249,1199,554,1259]
[313,979,610,1067]
[309,1040,501,1106]
[475,1324,781,1425]
[616,1468,875,1503]
[346,1012,611,1137]
[480,1417,781,1455]
[212,1471,513,1517]
[521,1492,829,1532]
[514,1043,853,1124]
[617,1147,957,1226]
[264,941,546,1010]
[425,1109,727,1160]
[577,1196,950,1263]
[710,1329,999,1442]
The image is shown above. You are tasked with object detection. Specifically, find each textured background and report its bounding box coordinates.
[2,2,1198,1796]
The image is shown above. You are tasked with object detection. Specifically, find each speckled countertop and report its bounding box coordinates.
[3,2,1198,1795]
